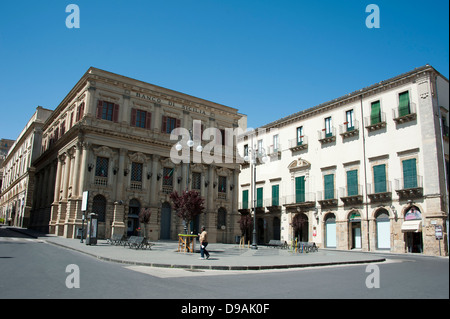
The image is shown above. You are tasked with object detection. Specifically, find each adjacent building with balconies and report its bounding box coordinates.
[238,65,449,256]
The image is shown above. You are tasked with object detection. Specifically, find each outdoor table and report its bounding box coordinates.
[177,234,197,253]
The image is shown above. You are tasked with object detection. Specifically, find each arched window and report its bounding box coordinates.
[325,213,336,248]
[92,195,106,222]
[376,209,390,250]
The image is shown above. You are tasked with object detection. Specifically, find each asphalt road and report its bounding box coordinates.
[0,227,448,301]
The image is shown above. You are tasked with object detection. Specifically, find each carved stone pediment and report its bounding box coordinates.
[288,158,311,172]
[129,152,148,163]
[93,146,115,158]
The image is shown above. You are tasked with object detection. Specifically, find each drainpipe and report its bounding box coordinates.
[360,94,371,251]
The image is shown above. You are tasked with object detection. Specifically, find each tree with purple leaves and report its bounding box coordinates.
[170,190,205,233]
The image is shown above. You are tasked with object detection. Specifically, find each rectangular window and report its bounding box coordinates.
[398,91,410,117]
[295,176,305,203]
[273,134,279,152]
[131,162,143,182]
[296,126,303,145]
[244,144,249,157]
[192,172,201,190]
[218,176,227,193]
[242,190,249,209]
[272,185,279,206]
[256,187,263,207]
[161,116,180,134]
[76,102,85,122]
[131,109,151,129]
[97,100,119,122]
[373,164,387,193]
[325,117,332,137]
[402,158,417,189]
[163,167,174,186]
[95,157,109,177]
[102,102,114,121]
[324,174,335,199]
[370,101,381,125]
[257,139,263,156]
[346,110,355,131]
[347,170,358,196]
[60,121,66,136]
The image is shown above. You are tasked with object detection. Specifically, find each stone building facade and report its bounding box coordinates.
[29,67,245,243]
[0,107,52,227]
[238,65,449,256]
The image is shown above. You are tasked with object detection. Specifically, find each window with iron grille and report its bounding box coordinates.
[218,176,227,193]
[131,162,143,182]
[95,157,109,177]
[163,167,174,186]
[192,172,201,190]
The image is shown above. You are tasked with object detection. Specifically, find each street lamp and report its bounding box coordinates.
[175,129,203,234]
[244,142,268,250]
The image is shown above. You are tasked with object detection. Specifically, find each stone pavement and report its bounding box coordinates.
[5,226,386,271]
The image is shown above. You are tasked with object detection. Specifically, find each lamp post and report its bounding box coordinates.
[244,140,268,250]
[175,129,203,234]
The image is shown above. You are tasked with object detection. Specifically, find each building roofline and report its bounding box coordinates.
[258,64,447,131]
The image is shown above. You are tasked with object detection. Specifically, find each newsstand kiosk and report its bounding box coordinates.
[86,213,98,245]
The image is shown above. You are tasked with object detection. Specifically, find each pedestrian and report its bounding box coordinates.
[199,226,210,260]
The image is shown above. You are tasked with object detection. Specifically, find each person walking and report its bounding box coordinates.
[199,226,210,260]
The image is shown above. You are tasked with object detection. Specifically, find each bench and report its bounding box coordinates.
[267,240,288,249]
[125,236,155,250]
[107,234,125,246]
[297,241,318,253]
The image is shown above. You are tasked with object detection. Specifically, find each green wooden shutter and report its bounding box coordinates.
[272,185,279,206]
[373,164,387,193]
[370,101,381,125]
[242,190,248,209]
[402,159,417,188]
[347,170,358,196]
[257,187,263,207]
[398,91,410,117]
[324,174,334,199]
[295,176,305,203]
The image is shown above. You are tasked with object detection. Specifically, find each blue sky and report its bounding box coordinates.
[0,0,448,140]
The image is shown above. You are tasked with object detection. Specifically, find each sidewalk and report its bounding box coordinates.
[7,227,386,271]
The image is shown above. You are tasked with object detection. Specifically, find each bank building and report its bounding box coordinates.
[237,65,448,256]
[27,67,246,243]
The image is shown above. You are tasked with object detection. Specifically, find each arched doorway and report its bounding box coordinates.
[348,211,361,249]
[92,195,106,222]
[325,213,336,248]
[273,217,281,240]
[376,209,390,250]
[127,199,140,236]
[257,218,265,244]
[292,213,308,242]
[92,195,107,238]
[402,206,423,253]
[160,202,172,240]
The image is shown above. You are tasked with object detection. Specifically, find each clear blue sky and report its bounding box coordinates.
[0,0,448,140]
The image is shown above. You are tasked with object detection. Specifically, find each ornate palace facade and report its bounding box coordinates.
[29,67,245,243]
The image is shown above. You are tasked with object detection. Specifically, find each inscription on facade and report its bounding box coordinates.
[134,92,207,115]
